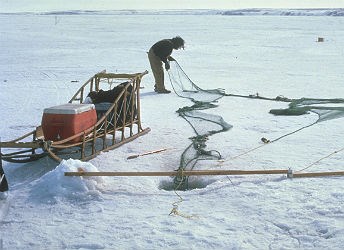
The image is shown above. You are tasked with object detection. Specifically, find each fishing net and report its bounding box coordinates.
[167,60,232,190]
[270,98,344,122]
[265,98,344,143]
[167,60,344,190]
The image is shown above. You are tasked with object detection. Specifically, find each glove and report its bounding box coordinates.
[165,61,170,70]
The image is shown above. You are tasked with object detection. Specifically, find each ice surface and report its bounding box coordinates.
[0,10,343,249]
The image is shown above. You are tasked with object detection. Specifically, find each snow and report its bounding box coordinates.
[1,10,344,249]
[29,159,104,203]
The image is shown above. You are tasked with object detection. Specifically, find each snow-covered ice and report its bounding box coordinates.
[0,9,344,249]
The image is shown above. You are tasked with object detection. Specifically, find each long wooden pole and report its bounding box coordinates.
[65,169,289,177]
[292,171,344,178]
[64,169,344,178]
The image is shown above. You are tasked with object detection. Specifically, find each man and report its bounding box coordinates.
[148,36,185,94]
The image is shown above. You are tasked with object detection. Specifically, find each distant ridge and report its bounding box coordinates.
[1,8,344,16]
[221,8,344,16]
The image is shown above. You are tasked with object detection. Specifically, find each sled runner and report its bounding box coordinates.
[0,70,150,164]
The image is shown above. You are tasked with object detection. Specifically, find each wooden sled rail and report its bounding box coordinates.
[95,71,148,79]
[64,169,344,178]
[0,141,44,149]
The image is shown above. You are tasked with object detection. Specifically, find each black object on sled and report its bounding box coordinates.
[88,81,137,127]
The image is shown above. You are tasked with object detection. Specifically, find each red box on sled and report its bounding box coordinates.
[42,103,97,143]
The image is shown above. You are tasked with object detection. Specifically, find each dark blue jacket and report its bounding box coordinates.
[151,39,173,63]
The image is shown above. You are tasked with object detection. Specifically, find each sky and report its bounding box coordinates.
[1,0,344,12]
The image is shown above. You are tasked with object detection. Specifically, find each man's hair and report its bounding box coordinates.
[171,36,185,49]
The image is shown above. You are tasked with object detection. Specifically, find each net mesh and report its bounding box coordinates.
[167,60,344,190]
[270,98,344,123]
[168,60,232,190]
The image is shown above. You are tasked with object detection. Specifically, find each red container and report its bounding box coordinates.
[42,103,97,143]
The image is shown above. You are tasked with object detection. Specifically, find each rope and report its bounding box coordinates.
[218,111,321,164]
[169,196,197,219]
[224,93,293,103]
[223,144,267,162]
[297,147,344,173]
[270,118,319,143]
[169,169,198,219]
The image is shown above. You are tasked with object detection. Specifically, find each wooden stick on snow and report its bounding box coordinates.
[127,148,171,160]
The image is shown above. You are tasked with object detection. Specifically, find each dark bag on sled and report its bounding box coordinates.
[87,82,136,126]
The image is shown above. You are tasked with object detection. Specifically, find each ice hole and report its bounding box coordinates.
[159,176,218,191]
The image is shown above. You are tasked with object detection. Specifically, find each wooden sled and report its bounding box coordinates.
[0,70,150,163]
